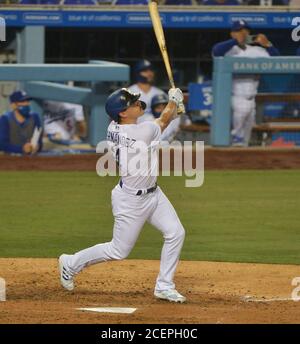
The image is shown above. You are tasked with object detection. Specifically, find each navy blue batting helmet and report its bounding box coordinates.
[134,59,154,83]
[151,93,168,118]
[105,88,146,122]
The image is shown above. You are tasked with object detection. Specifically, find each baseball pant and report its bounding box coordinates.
[231,96,256,146]
[64,184,185,292]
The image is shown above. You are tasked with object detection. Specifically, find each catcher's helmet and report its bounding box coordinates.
[105,88,146,122]
[151,93,168,118]
[134,59,154,83]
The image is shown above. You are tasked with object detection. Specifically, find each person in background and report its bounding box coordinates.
[0,90,42,155]
[212,20,280,146]
[128,59,164,122]
[151,93,181,143]
[43,101,87,145]
[296,46,300,56]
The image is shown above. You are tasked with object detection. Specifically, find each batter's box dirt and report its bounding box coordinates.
[0,258,299,324]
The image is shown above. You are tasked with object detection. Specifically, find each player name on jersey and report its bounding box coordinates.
[107,129,136,148]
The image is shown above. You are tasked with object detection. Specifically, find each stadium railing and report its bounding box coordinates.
[210,57,300,147]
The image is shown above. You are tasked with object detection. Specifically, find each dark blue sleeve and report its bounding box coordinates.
[212,39,238,57]
[297,47,300,56]
[33,113,43,152]
[266,46,280,56]
[0,116,23,154]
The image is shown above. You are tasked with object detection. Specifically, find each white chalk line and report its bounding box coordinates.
[76,307,137,314]
[241,295,296,303]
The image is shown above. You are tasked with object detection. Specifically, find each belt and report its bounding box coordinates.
[119,180,157,196]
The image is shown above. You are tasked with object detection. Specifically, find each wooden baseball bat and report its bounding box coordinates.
[148,0,175,89]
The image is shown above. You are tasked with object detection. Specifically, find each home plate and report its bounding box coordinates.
[77,307,137,314]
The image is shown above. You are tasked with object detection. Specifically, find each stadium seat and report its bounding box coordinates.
[64,0,96,4]
[19,0,60,4]
[165,0,192,4]
[114,0,148,4]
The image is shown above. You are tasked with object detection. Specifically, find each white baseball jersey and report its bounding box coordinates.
[128,84,164,117]
[64,118,185,294]
[225,45,270,98]
[160,117,181,143]
[43,101,84,140]
[134,115,181,143]
[107,120,161,190]
[136,113,156,123]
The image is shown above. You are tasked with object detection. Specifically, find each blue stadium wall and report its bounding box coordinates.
[1,7,299,89]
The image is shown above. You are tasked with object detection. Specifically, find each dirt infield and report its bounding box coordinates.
[0,258,299,324]
[0,147,300,171]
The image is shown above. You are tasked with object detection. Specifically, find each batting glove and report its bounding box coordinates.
[177,101,186,115]
[168,88,183,106]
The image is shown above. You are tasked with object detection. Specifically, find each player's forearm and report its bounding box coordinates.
[212,39,237,57]
[155,101,177,132]
[266,45,280,56]
[156,88,183,132]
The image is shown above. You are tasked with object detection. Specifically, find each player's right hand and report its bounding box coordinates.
[168,88,183,106]
[22,142,33,154]
[255,34,271,48]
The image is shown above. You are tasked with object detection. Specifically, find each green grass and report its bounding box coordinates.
[0,170,300,264]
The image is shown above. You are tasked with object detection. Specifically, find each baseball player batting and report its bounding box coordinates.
[59,87,186,303]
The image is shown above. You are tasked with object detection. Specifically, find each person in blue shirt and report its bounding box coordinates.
[212,21,280,146]
[212,21,280,58]
[0,90,43,155]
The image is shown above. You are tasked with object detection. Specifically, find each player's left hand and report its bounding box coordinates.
[177,101,186,115]
[168,88,183,106]
[255,34,272,48]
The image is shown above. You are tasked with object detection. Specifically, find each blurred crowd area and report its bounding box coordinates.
[0,4,300,151]
[0,0,298,6]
